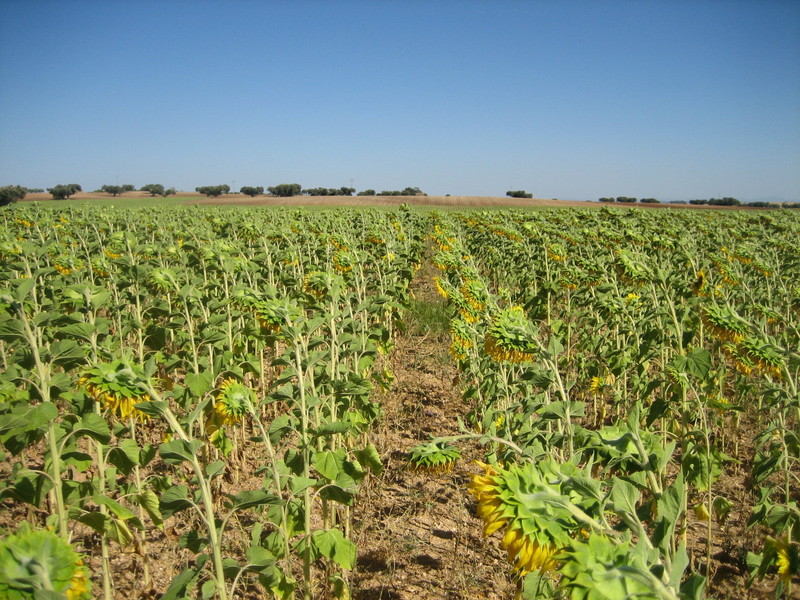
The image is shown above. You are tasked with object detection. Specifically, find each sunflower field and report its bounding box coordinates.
[0,202,798,600]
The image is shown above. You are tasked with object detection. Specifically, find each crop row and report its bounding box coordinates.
[410,207,799,599]
[0,204,426,599]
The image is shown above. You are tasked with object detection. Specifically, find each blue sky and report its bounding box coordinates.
[1,0,798,201]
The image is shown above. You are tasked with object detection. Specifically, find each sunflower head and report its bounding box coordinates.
[207,378,253,433]
[408,441,461,475]
[81,360,150,422]
[738,337,784,380]
[701,304,749,344]
[303,271,343,301]
[484,306,537,363]
[332,250,354,273]
[0,522,92,599]
[468,461,573,573]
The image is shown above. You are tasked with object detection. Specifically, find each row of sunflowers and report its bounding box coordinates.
[0,203,427,599]
[410,207,799,599]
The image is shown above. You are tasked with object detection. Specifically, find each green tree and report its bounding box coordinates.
[506,190,532,198]
[639,197,660,204]
[141,184,166,197]
[121,184,135,192]
[357,189,376,196]
[100,185,124,196]
[615,196,637,203]
[0,185,27,206]
[195,185,228,197]
[239,186,264,197]
[268,183,302,197]
[48,184,82,200]
[599,197,615,203]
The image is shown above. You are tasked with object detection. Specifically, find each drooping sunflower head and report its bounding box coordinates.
[206,378,253,435]
[0,522,92,599]
[449,318,474,362]
[253,297,303,336]
[738,337,784,380]
[614,250,651,286]
[332,249,354,274]
[80,360,150,422]
[701,304,749,344]
[408,441,462,475]
[691,270,708,296]
[468,461,573,573]
[484,306,537,363]
[547,242,568,262]
[303,271,343,301]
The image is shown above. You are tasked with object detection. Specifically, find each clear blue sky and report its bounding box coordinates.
[1,0,798,201]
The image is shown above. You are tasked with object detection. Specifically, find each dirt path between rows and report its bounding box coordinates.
[350,256,516,599]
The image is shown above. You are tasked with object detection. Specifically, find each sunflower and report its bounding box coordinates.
[408,441,461,475]
[449,319,474,362]
[332,249,353,273]
[468,461,567,574]
[775,538,796,586]
[206,378,253,435]
[547,243,567,262]
[738,337,783,380]
[701,304,749,344]
[80,360,150,422]
[0,522,92,600]
[484,306,536,363]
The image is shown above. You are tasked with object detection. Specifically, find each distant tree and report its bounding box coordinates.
[615,196,637,203]
[221,184,231,194]
[357,189,376,196]
[302,187,330,196]
[708,197,740,206]
[598,197,615,203]
[165,187,176,196]
[195,185,228,197]
[0,185,27,206]
[689,199,708,205]
[25,188,44,193]
[101,185,124,196]
[639,197,660,204]
[48,183,82,200]
[669,200,688,205]
[339,187,355,196]
[506,190,532,198]
[268,183,302,197]
[240,186,264,197]
[141,184,166,196]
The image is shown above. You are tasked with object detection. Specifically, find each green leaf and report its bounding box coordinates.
[206,460,225,479]
[159,439,203,465]
[160,485,193,518]
[134,489,163,528]
[610,477,640,518]
[73,412,111,444]
[185,371,213,398]
[311,528,356,570]
[159,554,208,600]
[201,579,217,599]
[227,489,280,512]
[106,516,135,546]
[288,477,318,495]
[133,400,168,419]
[179,530,209,553]
[48,339,85,369]
[107,438,141,475]
[312,421,351,436]
[94,494,137,522]
[354,444,383,475]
